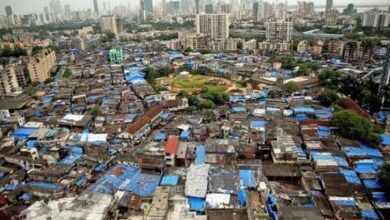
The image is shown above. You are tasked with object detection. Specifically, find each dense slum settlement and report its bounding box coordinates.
[0,47,390,220]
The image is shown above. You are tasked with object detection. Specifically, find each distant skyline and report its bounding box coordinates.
[0,0,388,15]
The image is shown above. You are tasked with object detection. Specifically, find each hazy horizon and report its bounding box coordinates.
[0,0,388,15]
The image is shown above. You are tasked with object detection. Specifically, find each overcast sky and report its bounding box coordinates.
[0,0,388,15]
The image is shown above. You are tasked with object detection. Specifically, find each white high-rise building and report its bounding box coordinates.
[265,20,293,42]
[196,13,230,39]
[253,1,273,21]
[362,10,390,29]
[326,0,333,10]
[275,3,286,20]
[325,8,338,26]
[297,1,314,17]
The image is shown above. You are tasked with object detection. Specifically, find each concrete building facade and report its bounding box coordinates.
[196,13,229,39]
[27,48,56,83]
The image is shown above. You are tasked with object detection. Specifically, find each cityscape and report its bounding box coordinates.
[0,0,390,219]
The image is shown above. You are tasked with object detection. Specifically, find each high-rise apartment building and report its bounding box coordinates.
[5,6,12,17]
[195,0,200,14]
[220,4,232,14]
[0,65,20,95]
[326,0,333,10]
[100,15,118,35]
[253,1,273,21]
[205,4,214,14]
[196,13,230,39]
[27,49,57,83]
[265,20,293,42]
[297,1,314,17]
[362,10,390,29]
[275,3,286,20]
[325,8,338,26]
[93,0,99,16]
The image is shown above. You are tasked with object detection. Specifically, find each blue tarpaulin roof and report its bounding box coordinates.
[339,169,361,185]
[12,127,37,139]
[311,151,349,167]
[188,197,205,212]
[293,107,315,114]
[343,146,383,158]
[231,106,246,113]
[28,182,62,192]
[180,130,191,140]
[239,187,247,207]
[372,192,389,203]
[315,108,332,119]
[26,140,39,149]
[21,192,33,201]
[380,133,390,145]
[239,170,256,188]
[361,210,379,220]
[363,179,383,189]
[295,113,308,122]
[160,175,179,186]
[318,126,331,137]
[250,120,266,129]
[90,164,161,197]
[195,145,205,164]
[154,131,167,141]
[354,161,377,174]
[58,154,81,165]
[334,199,356,206]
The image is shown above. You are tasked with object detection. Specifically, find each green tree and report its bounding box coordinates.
[317,89,340,107]
[331,110,381,147]
[24,86,37,97]
[184,47,193,53]
[199,99,216,109]
[63,69,72,78]
[318,69,340,89]
[90,105,101,117]
[31,46,43,56]
[379,163,390,194]
[281,82,301,94]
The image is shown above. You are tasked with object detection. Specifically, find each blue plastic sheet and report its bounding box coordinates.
[250,120,266,129]
[239,170,256,188]
[339,169,361,185]
[363,179,383,189]
[58,154,81,165]
[293,107,315,114]
[317,126,331,137]
[90,164,161,197]
[28,182,62,192]
[180,130,191,141]
[334,199,356,206]
[21,192,32,201]
[311,151,349,167]
[160,175,179,186]
[343,146,383,158]
[231,106,246,113]
[154,131,166,141]
[12,127,37,139]
[372,192,389,203]
[354,161,377,174]
[195,145,205,164]
[239,187,247,207]
[188,197,205,212]
[380,133,390,145]
[361,210,379,220]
